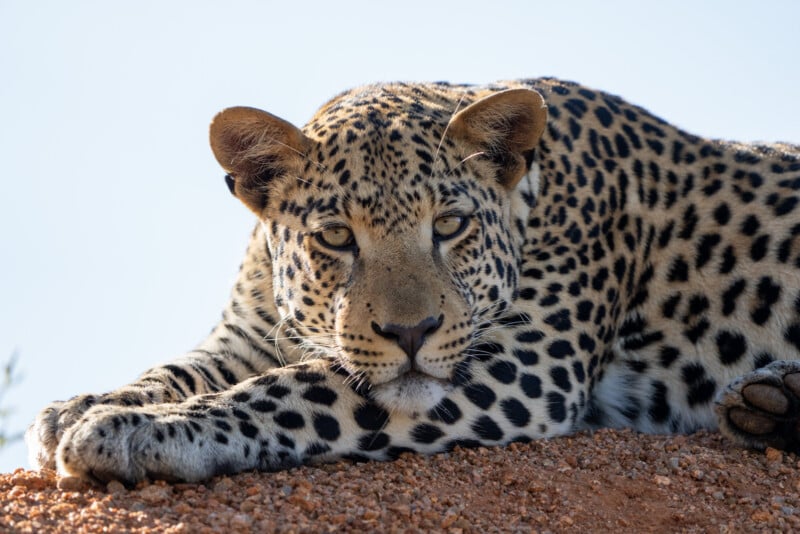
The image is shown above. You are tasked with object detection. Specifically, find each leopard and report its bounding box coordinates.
[26,77,800,486]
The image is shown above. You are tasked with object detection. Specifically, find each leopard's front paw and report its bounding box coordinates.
[55,404,257,485]
[26,394,99,470]
[56,406,188,486]
[716,360,800,452]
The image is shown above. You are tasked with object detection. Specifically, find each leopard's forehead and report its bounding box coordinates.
[304,82,473,136]
[280,83,497,232]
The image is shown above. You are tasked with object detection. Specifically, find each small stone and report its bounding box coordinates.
[765,447,783,464]
[751,510,772,522]
[106,480,127,495]
[137,484,173,503]
[654,475,671,486]
[441,513,458,528]
[362,510,379,520]
[230,513,253,529]
[57,476,87,492]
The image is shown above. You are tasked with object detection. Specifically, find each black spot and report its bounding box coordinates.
[549,366,572,392]
[464,383,497,410]
[576,300,594,322]
[719,246,737,274]
[775,196,798,216]
[295,370,326,383]
[500,398,531,427]
[715,330,748,365]
[546,391,567,423]
[681,363,717,406]
[713,203,731,225]
[267,385,291,399]
[520,373,542,398]
[302,386,338,406]
[721,279,747,316]
[411,423,444,444]
[488,361,517,384]
[358,432,390,451]
[304,442,332,457]
[702,179,723,196]
[564,98,588,118]
[687,294,710,316]
[214,419,232,432]
[313,413,341,441]
[741,215,760,236]
[594,106,613,127]
[648,381,670,423]
[619,315,646,337]
[471,415,504,441]
[354,403,389,431]
[274,411,305,429]
[667,256,689,282]
[513,349,539,366]
[239,421,259,439]
[753,353,774,369]
[515,330,545,343]
[695,234,722,269]
[214,432,229,445]
[661,294,681,319]
[544,309,572,332]
[428,398,462,425]
[250,400,277,413]
[547,340,575,359]
[785,324,800,352]
[614,133,630,158]
[578,333,596,353]
[622,331,665,351]
[684,318,710,344]
[232,392,251,403]
[750,235,770,262]
[678,205,698,239]
[752,276,781,325]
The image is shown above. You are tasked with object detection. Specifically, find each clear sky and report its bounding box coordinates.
[1,0,798,473]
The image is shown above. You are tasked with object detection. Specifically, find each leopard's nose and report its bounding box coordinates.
[371,315,444,360]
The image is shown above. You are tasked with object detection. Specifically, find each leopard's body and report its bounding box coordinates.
[27,78,800,484]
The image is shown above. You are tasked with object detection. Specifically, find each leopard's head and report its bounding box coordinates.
[210,84,547,414]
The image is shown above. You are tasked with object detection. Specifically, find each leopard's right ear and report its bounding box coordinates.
[210,106,311,216]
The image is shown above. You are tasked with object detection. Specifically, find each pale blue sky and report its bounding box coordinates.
[1,0,798,472]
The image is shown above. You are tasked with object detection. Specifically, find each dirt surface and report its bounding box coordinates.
[1,428,799,533]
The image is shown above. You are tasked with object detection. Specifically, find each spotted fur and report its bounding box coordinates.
[26,78,800,484]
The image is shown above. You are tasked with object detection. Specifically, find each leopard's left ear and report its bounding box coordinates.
[447,88,547,189]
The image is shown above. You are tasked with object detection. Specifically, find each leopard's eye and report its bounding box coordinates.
[316,226,355,250]
[433,215,468,240]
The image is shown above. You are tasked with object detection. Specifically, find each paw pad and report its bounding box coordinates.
[717,362,800,452]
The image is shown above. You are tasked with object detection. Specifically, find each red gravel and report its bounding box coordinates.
[2,428,799,532]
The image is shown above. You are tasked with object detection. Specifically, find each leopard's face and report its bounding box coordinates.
[210,85,547,413]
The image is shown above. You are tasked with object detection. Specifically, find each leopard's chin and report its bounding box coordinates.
[371,371,453,417]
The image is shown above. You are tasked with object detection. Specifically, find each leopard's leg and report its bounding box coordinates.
[55,322,595,485]
[715,360,800,452]
[27,224,299,470]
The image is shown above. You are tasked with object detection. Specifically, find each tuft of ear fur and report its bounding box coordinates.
[447,89,547,189]
[209,106,310,216]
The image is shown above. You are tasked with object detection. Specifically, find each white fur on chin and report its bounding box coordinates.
[372,373,452,417]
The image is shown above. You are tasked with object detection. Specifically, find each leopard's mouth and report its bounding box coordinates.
[371,370,453,416]
[391,369,450,386]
